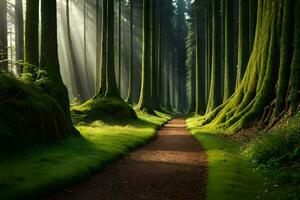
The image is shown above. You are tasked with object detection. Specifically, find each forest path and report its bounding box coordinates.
[46,119,208,200]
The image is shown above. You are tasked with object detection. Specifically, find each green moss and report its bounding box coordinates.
[0,72,71,146]
[71,96,137,124]
[186,117,267,200]
[0,111,171,200]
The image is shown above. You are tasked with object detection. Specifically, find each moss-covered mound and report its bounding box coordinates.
[0,73,71,146]
[71,96,137,124]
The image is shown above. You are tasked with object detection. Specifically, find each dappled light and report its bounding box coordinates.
[0,0,300,199]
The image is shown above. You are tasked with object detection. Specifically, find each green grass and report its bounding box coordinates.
[186,117,267,200]
[0,111,171,200]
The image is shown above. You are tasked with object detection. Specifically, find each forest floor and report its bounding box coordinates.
[0,111,170,200]
[46,119,208,200]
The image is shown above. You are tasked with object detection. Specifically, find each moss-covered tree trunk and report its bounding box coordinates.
[15,0,24,75]
[136,0,153,113]
[0,0,8,70]
[206,0,222,113]
[40,0,77,135]
[24,0,39,75]
[198,0,297,132]
[235,0,249,88]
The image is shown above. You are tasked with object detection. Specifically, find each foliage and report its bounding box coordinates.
[243,114,300,186]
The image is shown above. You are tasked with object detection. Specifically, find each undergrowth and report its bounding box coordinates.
[243,113,300,199]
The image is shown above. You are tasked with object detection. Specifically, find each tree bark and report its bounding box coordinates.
[24,0,39,75]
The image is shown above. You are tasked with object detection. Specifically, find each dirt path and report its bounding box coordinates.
[46,119,208,200]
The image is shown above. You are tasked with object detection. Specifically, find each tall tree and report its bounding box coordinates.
[289,0,300,114]
[40,0,77,134]
[126,0,134,103]
[158,0,164,107]
[105,0,119,97]
[0,0,8,70]
[249,0,257,52]
[195,10,206,114]
[235,0,250,88]
[15,0,24,75]
[176,0,187,112]
[151,0,159,109]
[136,0,153,112]
[95,0,101,93]
[274,0,294,115]
[205,0,212,104]
[206,0,222,113]
[24,0,39,75]
[223,0,236,101]
[118,0,122,94]
[97,0,108,97]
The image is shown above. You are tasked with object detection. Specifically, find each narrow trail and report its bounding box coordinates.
[46,119,208,200]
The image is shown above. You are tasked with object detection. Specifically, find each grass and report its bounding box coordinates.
[0,111,171,200]
[186,117,268,200]
[187,113,300,200]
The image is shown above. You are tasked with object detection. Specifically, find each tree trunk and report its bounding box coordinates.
[118,0,122,95]
[126,0,134,103]
[40,0,77,135]
[137,0,153,113]
[95,0,101,93]
[289,0,300,114]
[15,0,24,75]
[151,0,159,109]
[105,0,119,97]
[235,0,250,88]
[223,0,236,101]
[206,0,222,113]
[98,0,108,97]
[274,0,294,115]
[24,0,39,75]
[0,0,8,70]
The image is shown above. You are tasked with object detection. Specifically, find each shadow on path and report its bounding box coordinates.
[45,119,208,200]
